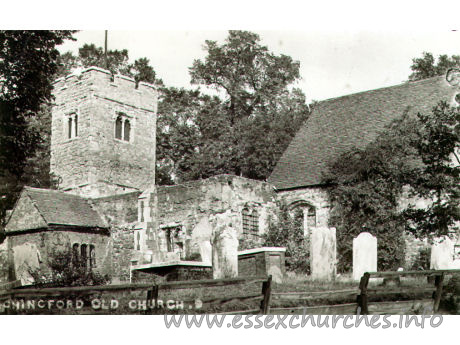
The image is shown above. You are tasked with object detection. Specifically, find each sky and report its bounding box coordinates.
[57,30,460,102]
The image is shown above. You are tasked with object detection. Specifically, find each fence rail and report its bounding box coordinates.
[0,276,272,315]
[358,269,460,315]
[1,269,459,315]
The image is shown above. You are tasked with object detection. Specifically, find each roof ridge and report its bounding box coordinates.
[316,75,446,105]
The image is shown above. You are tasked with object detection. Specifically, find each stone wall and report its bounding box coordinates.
[153,175,277,260]
[276,187,330,229]
[51,67,157,198]
[90,192,140,283]
[6,229,111,284]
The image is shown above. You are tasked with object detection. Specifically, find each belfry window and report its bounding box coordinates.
[68,117,72,139]
[67,113,78,139]
[115,113,132,142]
[115,116,123,139]
[124,120,131,141]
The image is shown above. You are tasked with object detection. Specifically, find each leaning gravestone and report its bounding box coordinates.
[310,227,337,281]
[210,211,239,279]
[353,232,377,281]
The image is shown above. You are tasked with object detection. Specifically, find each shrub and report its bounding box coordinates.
[440,276,460,314]
[410,247,431,271]
[31,248,111,287]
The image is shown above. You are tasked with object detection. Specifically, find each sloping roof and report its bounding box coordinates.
[268,76,457,190]
[20,187,107,228]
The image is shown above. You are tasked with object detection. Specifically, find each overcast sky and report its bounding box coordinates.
[58,30,460,102]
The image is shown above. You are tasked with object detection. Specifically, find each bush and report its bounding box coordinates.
[263,203,310,274]
[31,248,111,288]
[410,247,431,271]
[440,276,460,314]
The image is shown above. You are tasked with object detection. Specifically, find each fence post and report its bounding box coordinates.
[260,275,272,315]
[433,272,445,312]
[357,272,370,315]
[146,285,159,314]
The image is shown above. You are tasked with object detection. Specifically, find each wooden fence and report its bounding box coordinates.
[1,269,459,315]
[270,269,460,315]
[357,269,460,315]
[0,276,272,315]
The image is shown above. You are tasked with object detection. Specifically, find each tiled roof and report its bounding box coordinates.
[268,76,457,190]
[24,187,107,228]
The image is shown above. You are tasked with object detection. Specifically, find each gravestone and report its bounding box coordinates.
[431,237,455,269]
[192,217,214,265]
[310,227,336,281]
[210,211,239,279]
[353,232,377,281]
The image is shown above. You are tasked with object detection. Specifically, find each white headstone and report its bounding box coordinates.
[310,227,336,281]
[353,232,377,281]
[431,237,455,269]
[210,211,239,279]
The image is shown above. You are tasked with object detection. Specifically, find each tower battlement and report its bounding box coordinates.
[50,67,157,198]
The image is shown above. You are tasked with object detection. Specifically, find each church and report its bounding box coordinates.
[0,66,458,285]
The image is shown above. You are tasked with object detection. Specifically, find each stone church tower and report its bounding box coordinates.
[50,67,158,198]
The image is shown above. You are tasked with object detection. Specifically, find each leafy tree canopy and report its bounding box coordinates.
[160,30,311,182]
[409,52,460,81]
[0,30,76,228]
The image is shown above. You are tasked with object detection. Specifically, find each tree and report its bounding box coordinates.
[57,45,163,86]
[409,52,460,81]
[0,30,76,227]
[324,102,459,272]
[161,30,310,182]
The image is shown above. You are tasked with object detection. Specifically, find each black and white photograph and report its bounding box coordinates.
[0,0,459,343]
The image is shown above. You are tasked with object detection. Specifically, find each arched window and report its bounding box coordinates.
[136,232,141,251]
[80,244,88,268]
[307,206,316,228]
[289,201,317,236]
[139,200,145,222]
[72,243,80,266]
[115,116,123,139]
[124,120,131,142]
[89,245,96,268]
[74,114,78,137]
[68,117,73,139]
